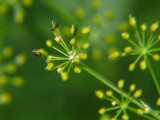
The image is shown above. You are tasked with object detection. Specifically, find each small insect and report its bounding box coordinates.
[73,26,77,36]
[51,21,59,31]
[32,49,42,57]
[70,24,78,36]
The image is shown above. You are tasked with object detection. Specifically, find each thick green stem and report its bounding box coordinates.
[81,63,160,119]
[147,59,160,96]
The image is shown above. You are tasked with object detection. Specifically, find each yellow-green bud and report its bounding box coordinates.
[109,52,119,60]
[57,67,63,73]
[15,54,27,66]
[105,10,115,20]
[141,24,147,31]
[93,15,102,25]
[0,93,11,105]
[82,27,90,34]
[91,0,100,9]
[139,61,146,70]
[110,117,116,120]
[74,67,81,74]
[7,63,17,73]
[95,90,104,99]
[133,89,142,98]
[158,35,160,40]
[70,38,75,45]
[13,76,24,87]
[74,57,80,64]
[121,32,130,40]
[153,54,159,61]
[106,90,113,97]
[128,63,135,71]
[45,62,54,71]
[79,53,88,60]
[129,16,136,27]
[54,36,61,43]
[61,72,68,81]
[0,76,8,86]
[70,25,76,35]
[3,46,13,58]
[98,107,105,115]
[156,97,160,106]
[75,8,85,19]
[137,108,144,115]
[129,84,136,92]
[122,114,129,120]
[0,4,8,15]
[124,46,132,53]
[117,79,124,88]
[104,34,115,45]
[14,10,25,24]
[22,0,33,7]
[46,39,52,47]
[46,56,53,63]
[82,43,89,49]
[150,22,159,32]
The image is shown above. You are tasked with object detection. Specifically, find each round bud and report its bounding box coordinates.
[150,22,159,32]
[95,90,104,99]
[121,32,130,40]
[45,62,54,71]
[46,39,52,47]
[139,61,146,70]
[133,89,142,98]
[61,72,68,81]
[128,63,135,71]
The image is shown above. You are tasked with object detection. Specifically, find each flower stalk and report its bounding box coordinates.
[82,63,160,119]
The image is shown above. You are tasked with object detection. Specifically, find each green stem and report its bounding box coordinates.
[127,106,156,120]
[51,46,69,57]
[81,63,160,119]
[38,0,77,24]
[135,30,143,47]
[128,39,140,49]
[147,59,160,96]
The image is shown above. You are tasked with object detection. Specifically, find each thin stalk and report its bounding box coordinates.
[81,63,160,119]
[54,61,68,69]
[147,33,153,48]
[149,48,160,52]
[51,46,69,57]
[128,106,156,120]
[104,106,121,112]
[128,39,140,49]
[135,30,143,47]
[59,36,70,54]
[147,59,160,96]
[149,40,159,49]
[142,31,145,46]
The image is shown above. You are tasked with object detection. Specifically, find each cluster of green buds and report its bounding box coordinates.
[0,46,26,105]
[95,79,146,120]
[110,15,160,71]
[0,0,33,23]
[74,0,123,61]
[33,21,90,81]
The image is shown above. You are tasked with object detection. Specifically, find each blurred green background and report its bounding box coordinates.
[0,0,160,120]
